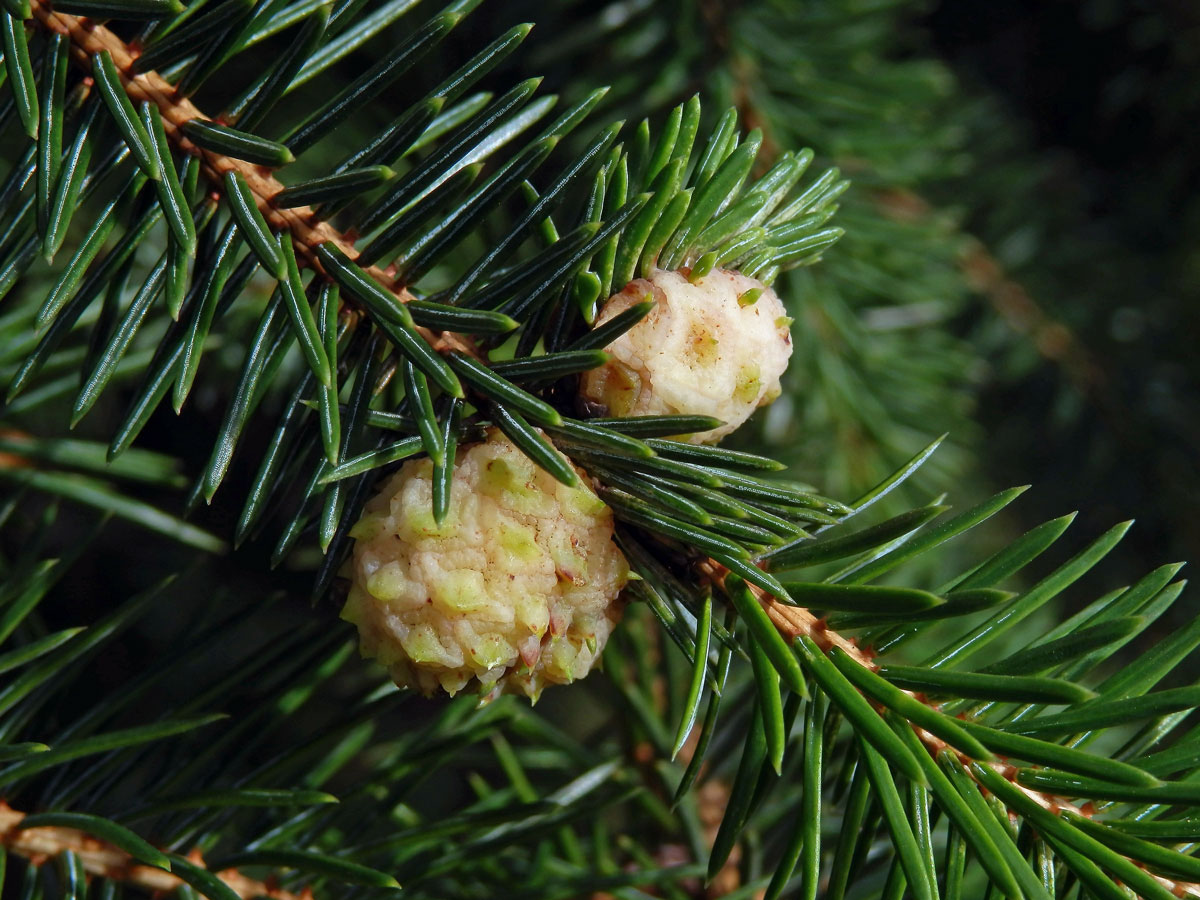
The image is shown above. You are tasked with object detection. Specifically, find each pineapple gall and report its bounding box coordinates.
[342,429,629,700]
[580,268,793,443]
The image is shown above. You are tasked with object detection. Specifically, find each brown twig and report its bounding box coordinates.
[0,803,307,900]
[0,429,34,473]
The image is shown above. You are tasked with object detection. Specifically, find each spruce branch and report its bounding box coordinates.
[608,431,1198,896]
[0,804,312,900]
[4,4,1200,898]
[723,563,1200,898]
[26,0,479,361]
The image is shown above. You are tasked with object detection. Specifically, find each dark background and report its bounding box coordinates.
[927,0,1200,587]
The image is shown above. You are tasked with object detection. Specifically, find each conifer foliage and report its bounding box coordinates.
[0,2,1198,899]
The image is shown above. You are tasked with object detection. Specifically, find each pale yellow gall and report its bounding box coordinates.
[580,268,793,443]
[342,429,629,700]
